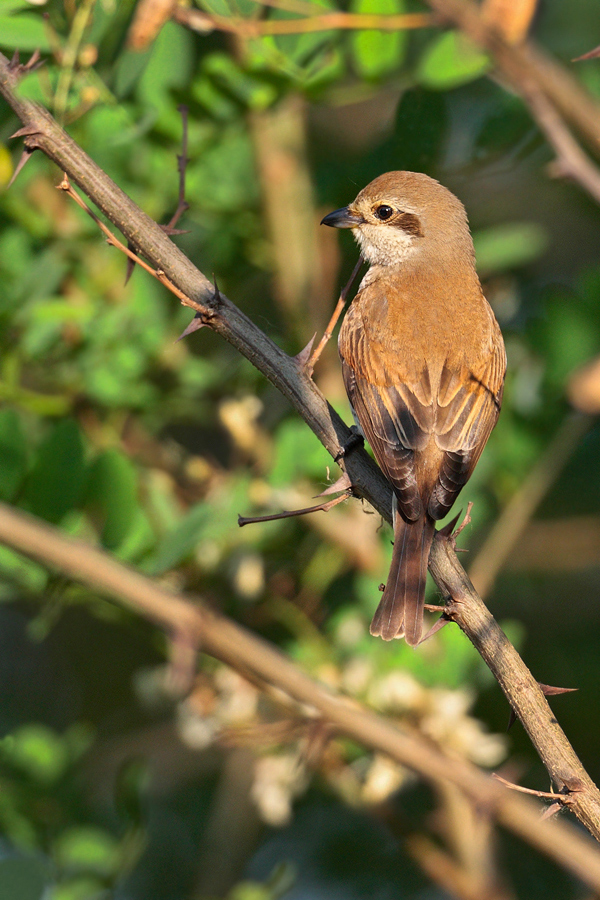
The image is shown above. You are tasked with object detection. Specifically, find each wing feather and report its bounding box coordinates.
[339,283,506,523]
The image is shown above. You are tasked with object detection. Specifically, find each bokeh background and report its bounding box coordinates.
[1,0,600,897]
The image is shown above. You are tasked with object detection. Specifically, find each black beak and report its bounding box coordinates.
[320,206,364,228]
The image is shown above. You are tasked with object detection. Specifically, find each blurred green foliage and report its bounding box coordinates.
[1,0,600,898]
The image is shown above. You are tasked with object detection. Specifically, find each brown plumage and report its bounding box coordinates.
[322,172,506,645]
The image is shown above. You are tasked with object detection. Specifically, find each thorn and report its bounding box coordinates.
[123,241,137,285]
[316,472,352,496]
[7,49,43,78]
[6,147,35,188]
[509,682,577,730]
[540,802,563,821]
[418,615,450,644]
[294,334,316,369]
[212,274,222,305]
[161,225,190,236]
[176,312,206,341]
[573,44,600,61]
[9,125,40,140]
[437,511,461,539]
[538,683,578,696]
[125,258,136,284]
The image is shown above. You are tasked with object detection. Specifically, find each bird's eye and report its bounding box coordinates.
[374,205,394,221]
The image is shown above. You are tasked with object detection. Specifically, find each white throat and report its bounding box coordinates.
[353,224,418,266]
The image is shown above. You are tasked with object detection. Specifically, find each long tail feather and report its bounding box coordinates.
[370,515,435,644]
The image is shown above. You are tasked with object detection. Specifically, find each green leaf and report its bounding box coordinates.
[473,222,549,276]
[0,545,48,595]
[53,827,120,877]
[0,13,51,52]
[350,0,406,80]
[0,857,49,900]
[0,408,27,501]
[137,20,194,121]
[417,30,490,90]
[23,420,85,524]
[203,53,277,110]
[1,725,69,785]
[85,450,138,551]
[49,876,107,900]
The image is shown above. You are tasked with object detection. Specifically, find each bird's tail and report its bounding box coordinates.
[370,513,435,645]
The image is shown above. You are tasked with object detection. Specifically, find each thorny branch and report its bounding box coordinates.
[2,47,600,844]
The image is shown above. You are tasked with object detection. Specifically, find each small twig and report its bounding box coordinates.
[56,175,200,311]
[175,6,432,36]
[238,489,351,526]
[166,105,190,231]
[423,0,600,201]
[251,0,334,18]
[53,0,96,124]
[492,773,564,801]
[452,501,473,541]
[306,255,364,376]
[524,82,600,206]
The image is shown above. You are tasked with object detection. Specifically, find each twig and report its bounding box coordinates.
[423,0,600,202]
[53,0,96,124]
[0,500,599,888]
[524,84,600,205]
[2,51,600,843]
[306,254,364,377]
[166,104,190,231]
[55,175,198,308]
[238,489,351,526]
[492,773,562,802]
[174,6,432,36]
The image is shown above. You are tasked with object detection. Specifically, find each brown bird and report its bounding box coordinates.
[322,172,506,645]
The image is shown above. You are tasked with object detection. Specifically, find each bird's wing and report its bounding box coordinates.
[341,358,425,520]
[339,291,505,523]
[428,339,505,518]
[339,299,434,521]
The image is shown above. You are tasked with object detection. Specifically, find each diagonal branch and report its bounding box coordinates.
[0,500,600,889]
[424,0,600,205]
[1,51,600,841]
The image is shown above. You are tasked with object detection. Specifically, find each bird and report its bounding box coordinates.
[321,172,506,646]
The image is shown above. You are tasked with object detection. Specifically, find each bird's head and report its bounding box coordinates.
[321,171,474,268]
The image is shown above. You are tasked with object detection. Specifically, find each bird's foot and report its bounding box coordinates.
[334,427,364,463]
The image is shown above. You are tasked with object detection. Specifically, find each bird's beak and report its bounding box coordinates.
[320,206,364,229]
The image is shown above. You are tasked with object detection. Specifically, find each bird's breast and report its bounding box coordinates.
[340,266,495,389]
